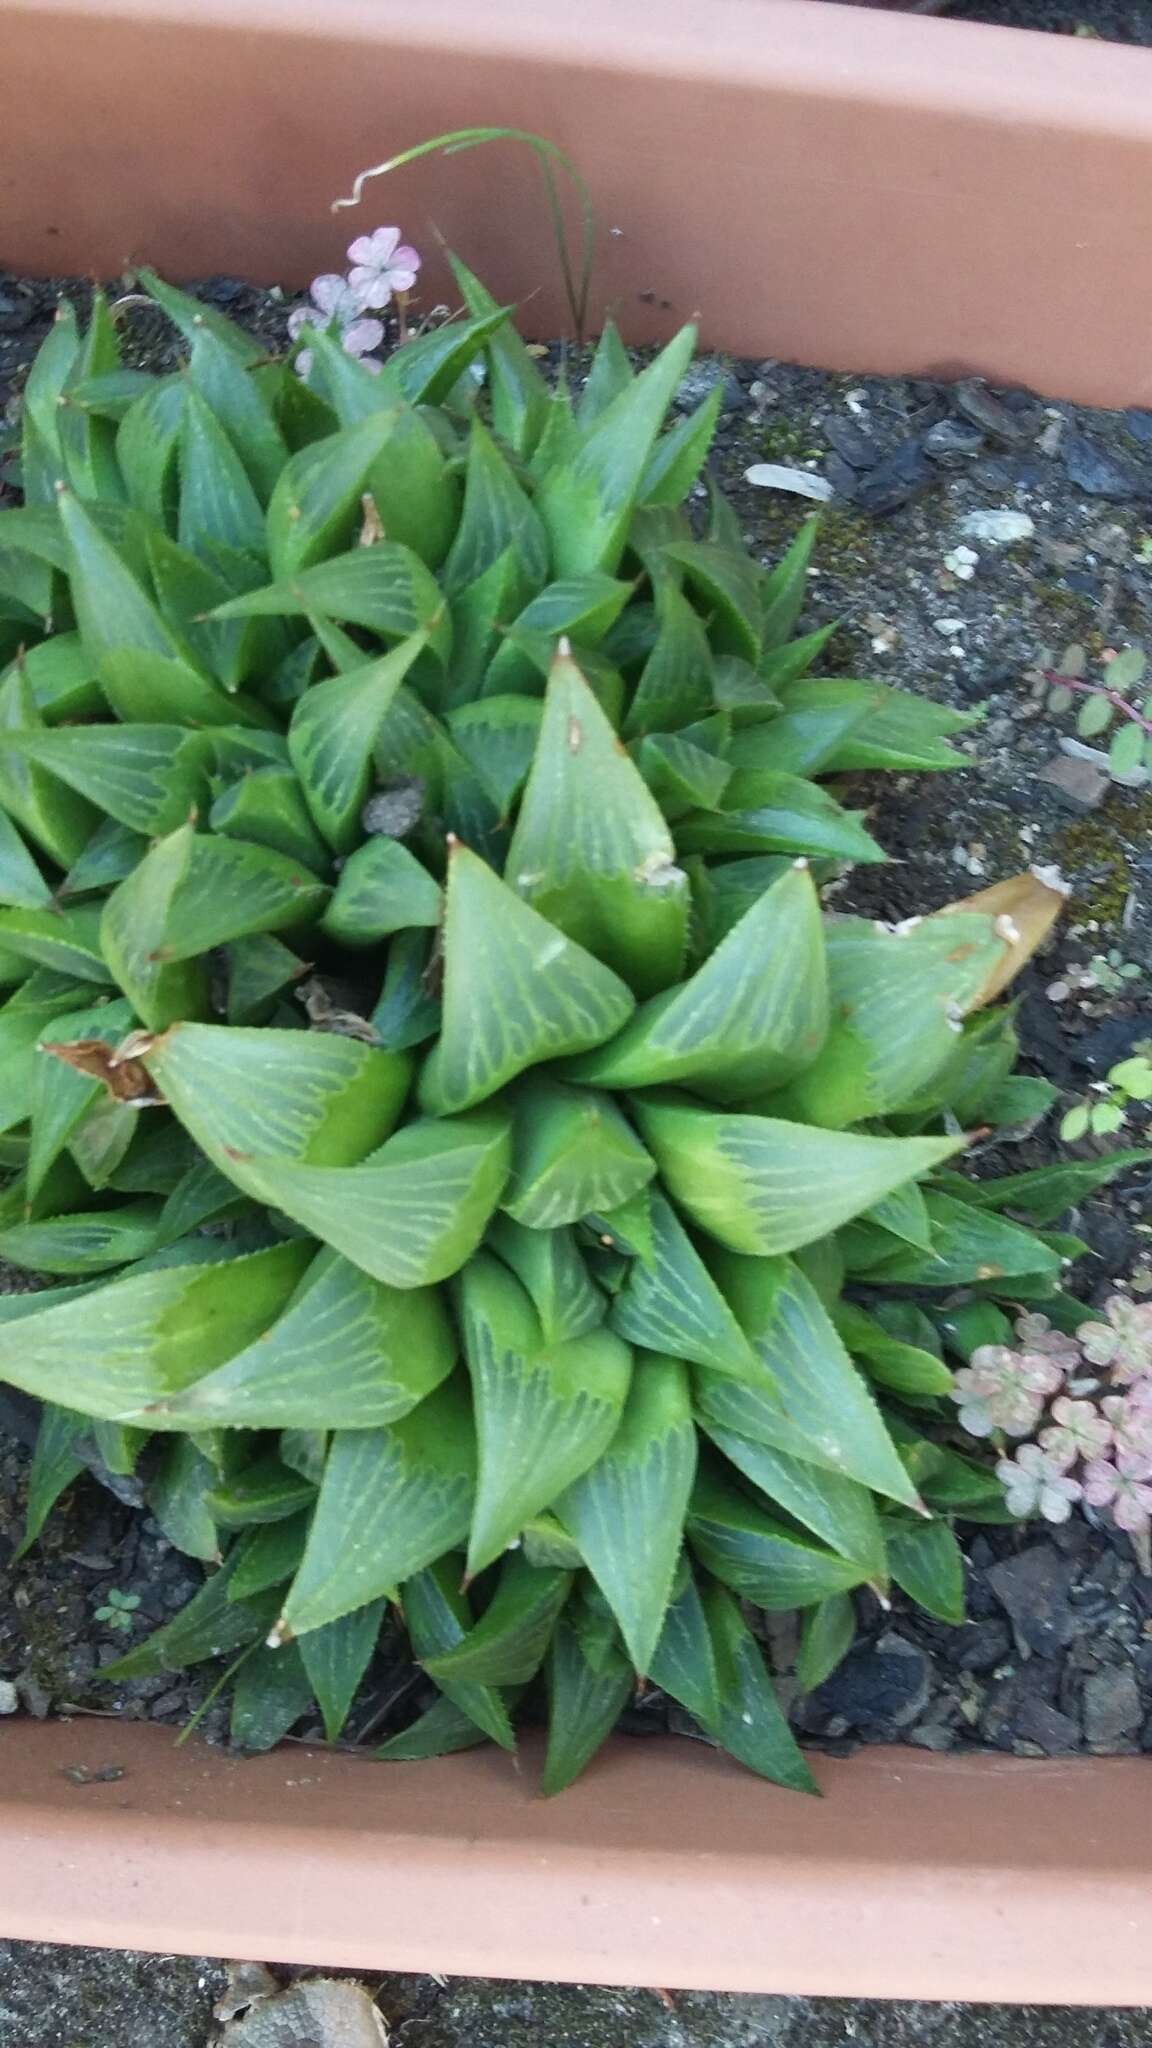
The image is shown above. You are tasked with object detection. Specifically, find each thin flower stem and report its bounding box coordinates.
[1044,670,1152,739]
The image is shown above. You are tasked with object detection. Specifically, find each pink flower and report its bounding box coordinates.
[1102,1392,1152,1461]
[288,281,384,378]
[1014,1312,1082,1366]
[1039,1396,1113,1469]
[346,227,422,309]
[952,1344,1065,1437]
[1078,1296,1152,1383]
[996,1444,1083,1524]
[1082,1451,1152,1535]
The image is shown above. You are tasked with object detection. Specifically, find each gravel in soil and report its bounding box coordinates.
[3,276,1152,1765]
[3,1953,1152,2048]
[946,0,1152,43]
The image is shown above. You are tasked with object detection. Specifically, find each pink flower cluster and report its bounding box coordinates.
[952,1299,1152,1563]
[288,226,422,377]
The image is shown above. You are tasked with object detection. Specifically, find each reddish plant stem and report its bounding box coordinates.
[1044,670,1152,739]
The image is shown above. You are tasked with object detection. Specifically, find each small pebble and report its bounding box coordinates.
[0,1680,18,1715]
[933,617,967,636]
[744,463,833,502]
[943,545,979,580]
[960,509,1035,544]
[923,418,985,465]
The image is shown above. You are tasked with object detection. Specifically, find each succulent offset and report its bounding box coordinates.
[0,268,1132,1788]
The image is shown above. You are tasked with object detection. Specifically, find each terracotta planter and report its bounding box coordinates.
[2,1718,1151,1998]
[4,0,1152,1996]
[3,0,1152,405]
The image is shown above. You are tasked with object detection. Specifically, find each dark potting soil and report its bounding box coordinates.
[945,0,1152,44]
[2,270,1152,1766]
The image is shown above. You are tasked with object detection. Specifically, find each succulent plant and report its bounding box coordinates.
[0,273,1115,1788]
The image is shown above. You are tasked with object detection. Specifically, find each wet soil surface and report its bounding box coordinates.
[2,275,1152,1770]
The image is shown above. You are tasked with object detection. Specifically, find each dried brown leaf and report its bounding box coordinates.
[38,1036,165,1105]
[221,1976,389,2047]
[937,865,1069,1008]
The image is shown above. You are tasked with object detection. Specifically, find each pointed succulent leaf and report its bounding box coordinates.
[446,696,543,813]
[541,1611,634,1795]
[819,683,975,773]
[0,905,112,986]
[689,1469,870,1610]
[556,1353,696,1674]
[320,837,441,947]
[0,811,51,910]
[187,325,288,499]
[851,1189,1062,1288]
[142,1020,412,1169]
[0,670,103,867]
[634,1094,961,1256]
[227,1516,310,1602]
[178,384,266,555]
[506,648,690,994]
[0,1240,312,1416]
[661,539,763,662]
[444,416,548,596]
[4,724,212,837]
[486,1214,605,1345]
[696,1253,919,1503]
[640,389,723,507]
[277,1377,477,1638]
[448,252,550,455]
[28,996,135,1196]
[566,861,826,1101]
[211,542,450,660]
[701,1424,885,1577]
[760,516,819,651]
[266,412,404,577]
[14,1402,87,1561]
[483,575,633,697]
[102,1565,274,1681]
[375,1692,492,1760]
[536,325,696,575]
[502,1077,655,1229]
[698,1581,817,1791]
[729,681,879,778]
[578,322,636,424]
[421,1553,573,1687]
[458,1253,632,1574]
[779,912,1010,1129]
[378,305,513,407]
[418,842,634,1116]
[610,1191,763,1382]
[288,633,429,853]
[138,1245,456,1430]
[0,1201,164,1276]
[298,1599,388,1742]
[884,1516,965,1625]
[832,1302,955,1398]
[402,1558,516,1750]
[796,1593,857,1693]
[675,777,885,865]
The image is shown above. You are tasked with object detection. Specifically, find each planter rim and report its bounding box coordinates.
[5,0,1152,403]
[3,1718,1151,2001]
[7,0,1152,118]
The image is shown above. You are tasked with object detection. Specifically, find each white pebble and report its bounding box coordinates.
[960,509,1035,544]
[944,545,979,580]
[0,1681,17,1716]
[743,463,834,502]
[934,617,967,636]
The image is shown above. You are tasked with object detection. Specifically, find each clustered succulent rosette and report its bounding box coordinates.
[0,269,1139,1788]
